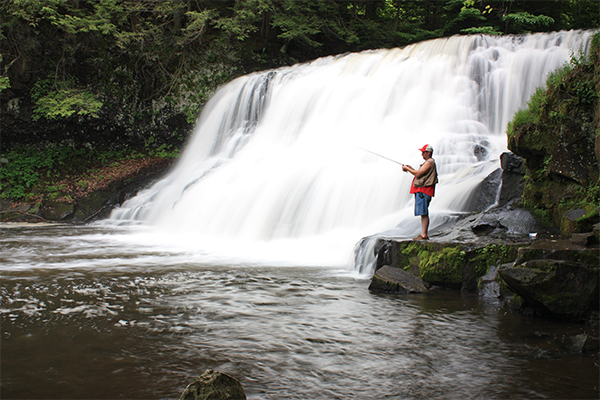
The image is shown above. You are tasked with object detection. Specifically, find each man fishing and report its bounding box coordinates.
[402,144,438,240]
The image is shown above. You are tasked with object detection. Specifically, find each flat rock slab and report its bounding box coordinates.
[369,265,429,294]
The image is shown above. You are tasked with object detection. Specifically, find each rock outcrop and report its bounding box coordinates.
[499,238,599,321]
[369,238,527,292]
[368,234,598,322]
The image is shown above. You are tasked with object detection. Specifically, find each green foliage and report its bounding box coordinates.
[272,1,325,49]
[0,147,83,200]
[573,78,599,106]
[0,76,10,92]
[0,151,41,200]
[502,11,554,33]
[32,87,103,121]
[0,0,598,160]
[460,26,502,35]
[507,87,545,138]
[149,144,179,159]
[182,9,216,44]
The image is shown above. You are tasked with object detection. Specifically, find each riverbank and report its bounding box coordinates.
[0,156,174,223]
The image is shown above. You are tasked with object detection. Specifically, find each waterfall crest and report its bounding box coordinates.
[109,30,594,269]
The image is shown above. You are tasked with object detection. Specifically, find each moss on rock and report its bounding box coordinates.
[381,240,526,291]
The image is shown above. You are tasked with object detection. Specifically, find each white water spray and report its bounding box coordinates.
[109,30,594,270]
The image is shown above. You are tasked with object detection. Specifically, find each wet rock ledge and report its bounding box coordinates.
[368,222,599,323]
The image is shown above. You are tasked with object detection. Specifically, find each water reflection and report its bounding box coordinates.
[1,225,598,399]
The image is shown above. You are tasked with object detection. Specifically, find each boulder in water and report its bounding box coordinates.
[180,369,246,400]
[369,265,429,294]
[564,334,600,354]
[499,240,599,321]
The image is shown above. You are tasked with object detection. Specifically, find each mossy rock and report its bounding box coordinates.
[377,240,525,291]
[499,260,599,321]
[559,207,599,237]
[180,369,246,400]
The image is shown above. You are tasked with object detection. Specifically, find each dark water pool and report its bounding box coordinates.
[1,224,598,399]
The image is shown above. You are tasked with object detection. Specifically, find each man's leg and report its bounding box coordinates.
[421,214,429,239]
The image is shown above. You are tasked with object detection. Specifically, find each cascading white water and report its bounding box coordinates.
[110,30,594,270]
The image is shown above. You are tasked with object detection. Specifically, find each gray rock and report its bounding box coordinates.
[570,232,597,247]
[498,152,525,207]
[466,167,502,212]
[369,265,429,294]
[564,334,600,354]
[565,208,587,221]
[499,259,599,321]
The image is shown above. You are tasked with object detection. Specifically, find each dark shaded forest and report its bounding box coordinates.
[2,0,598,128]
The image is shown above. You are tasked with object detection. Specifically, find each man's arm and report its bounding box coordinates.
[402,161,432,178]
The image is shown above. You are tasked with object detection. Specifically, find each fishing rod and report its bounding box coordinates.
[353,146,405,167]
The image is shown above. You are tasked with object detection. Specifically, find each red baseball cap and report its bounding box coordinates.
[419,144,433,152]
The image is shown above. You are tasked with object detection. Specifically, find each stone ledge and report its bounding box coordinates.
[369,237,599,322]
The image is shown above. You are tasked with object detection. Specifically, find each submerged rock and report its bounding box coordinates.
[180,369,246,400]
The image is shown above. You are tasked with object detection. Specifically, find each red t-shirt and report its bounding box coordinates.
[410,181,435,197]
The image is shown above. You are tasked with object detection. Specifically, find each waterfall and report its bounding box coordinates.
[109,30,594,270]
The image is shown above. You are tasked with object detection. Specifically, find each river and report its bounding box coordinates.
[1,223,598,399]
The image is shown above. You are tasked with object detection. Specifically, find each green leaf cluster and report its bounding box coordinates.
[33,88,103,121]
